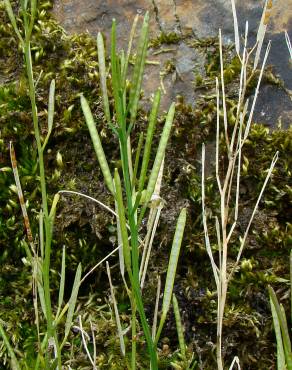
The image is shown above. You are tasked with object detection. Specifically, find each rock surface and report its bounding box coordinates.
[52,0,292,127]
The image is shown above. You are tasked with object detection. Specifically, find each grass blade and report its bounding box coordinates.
[110,19,125,129]
[270,295,286,370]
[106,261,126,356]
[269,285,292,369]
[132,132,144,190]
[253,0,269,70]
[138,89,161,193]
[155,208,186,344]
[122,14,139,84]
[173,294,186,361]
[230,0,240,55]
[80,94,114,194]
[128,13,149,131]
[0,323,21,370]
[145,102,175,202]
[56,246,66,321]
[290,250,292,324]
[4,0,24,44]
[63,263,82,345]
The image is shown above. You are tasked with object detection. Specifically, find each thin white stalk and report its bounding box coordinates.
[78,315,97,369]
[230,0,240,56]
[202,144,219,288]
[215,78,222,195]
[140,157,165,287]
[244,41,271,142]
[59,190,117,218]
[59,189,142,244]
[106,262,126,356]
[285,30,292,59]
[152,275,161,340]
[219,29,229,149]
[229,356,241,370]
[139,207,156,281]
[80,244,120,285]
[228,151,279,281]
[253,0,268,70]
[90,321,97,367]
[231,21,248,152]
[215,216,222,274]
[140,204,163,289]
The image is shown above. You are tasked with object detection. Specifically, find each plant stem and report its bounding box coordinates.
[131,300,137,370]
[119,127,158,369]
[24,32,54,363]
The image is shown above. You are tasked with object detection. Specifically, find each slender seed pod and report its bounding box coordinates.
[162,208,186,316]
[146,102,175,202]
[173,294,186,360]
[97,32,111,127]
[128,12,149,131]
[138,89,161,193]
[155,208,186,344]
[80,94,114,194]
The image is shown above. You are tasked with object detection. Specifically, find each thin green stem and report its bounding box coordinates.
[131,300,137,370]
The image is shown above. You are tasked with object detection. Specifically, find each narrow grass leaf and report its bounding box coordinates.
[253,0,268,70]
[128,13,149,130]
[4,0,24,44]
[97,33,111,126]
[268,286,292,369]
[138,89,161,193]
[0,323,21,370]
[64,263,82,341]
[152,275,161,340]
[37,278,47,320]
[270,295,285,370]
[290,250,292,324]
[173,294,186,360]
[106,262,125,356]
[230,0,240,55]
[122,14,139,83]
[110,19,124,128]
[162,208,186,315]
[80,94,114,194]
[146,102,175,202]
[10,142,34,253]
[56,246,66,321]
[155,208,186,344]
[132,132,144,190]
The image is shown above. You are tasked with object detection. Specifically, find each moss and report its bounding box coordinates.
[0,0,291,368]
[149,32,182,48]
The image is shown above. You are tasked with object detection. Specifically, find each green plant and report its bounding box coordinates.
[269,250,292,370]
[1,1,82,368]
[80,14,187,369]
[201,1,279,369]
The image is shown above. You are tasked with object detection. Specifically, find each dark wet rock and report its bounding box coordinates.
[52,0,292,127]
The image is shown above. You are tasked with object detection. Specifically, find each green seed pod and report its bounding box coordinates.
[80,94,114,194]
[146,102,175,202]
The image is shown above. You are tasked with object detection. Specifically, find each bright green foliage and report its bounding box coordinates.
[81,13,186,370]
[269,250,292,370]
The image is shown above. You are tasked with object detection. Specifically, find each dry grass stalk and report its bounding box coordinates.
[201,3,278,368]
